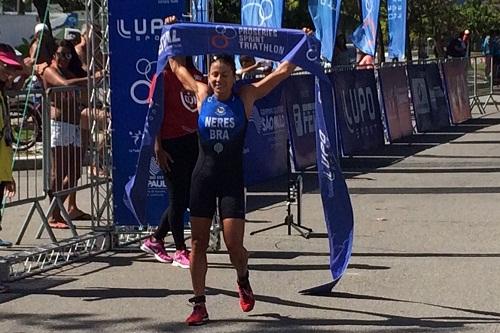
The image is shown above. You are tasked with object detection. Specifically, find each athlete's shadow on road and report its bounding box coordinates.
[145,286,500,332]
[3,286,499,332]
[13,287,192,302]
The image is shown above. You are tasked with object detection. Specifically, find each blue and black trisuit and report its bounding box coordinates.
[190,94,248,219]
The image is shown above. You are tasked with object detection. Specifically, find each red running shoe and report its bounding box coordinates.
[186,303,209,326]
[238,279,255,312]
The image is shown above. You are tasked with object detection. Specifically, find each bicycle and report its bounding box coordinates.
[6,75,44,152]
[7,92,43,152]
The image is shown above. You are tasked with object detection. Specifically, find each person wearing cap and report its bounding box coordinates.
[27,23,56,76]
[64,28,82,47]
[0,44,22,293]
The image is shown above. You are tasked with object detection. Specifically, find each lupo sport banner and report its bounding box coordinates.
[331,68,385,155]
[108,0,184,226]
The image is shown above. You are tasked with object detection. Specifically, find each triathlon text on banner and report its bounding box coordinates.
[387,0,406,60]
[241,0,284,28]
[108,0,184,226]
[124,23,354,288]
[352,0,381,57]
[308,0,342,62]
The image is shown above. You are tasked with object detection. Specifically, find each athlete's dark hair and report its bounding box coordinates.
[211,54,236,74]
[54,39,86,78]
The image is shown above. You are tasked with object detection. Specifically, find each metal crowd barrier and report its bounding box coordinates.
[3,89,55,243]
[4,85,112,242]
[1,85,112,281]
[31,86,111,241]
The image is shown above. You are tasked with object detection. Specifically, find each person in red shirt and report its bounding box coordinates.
[140,57,203,268]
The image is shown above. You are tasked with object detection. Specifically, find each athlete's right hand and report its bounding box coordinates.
[164,16,177,25]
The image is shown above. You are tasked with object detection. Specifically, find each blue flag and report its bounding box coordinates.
[352,0,381,56]
[387,0,406,60]
[241,0,283,28]
[314,77,354,283]
[308,0,342,62]
[192,0,209,72]
[124,22,354,288]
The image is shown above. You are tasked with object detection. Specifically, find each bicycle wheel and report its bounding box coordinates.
[8,99,40,152]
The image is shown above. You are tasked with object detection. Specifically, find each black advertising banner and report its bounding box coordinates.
[283,75,317,170]
[408,63,450,132]
[442,60,471,124]
[378,66,413,141]
[331,69,385,155]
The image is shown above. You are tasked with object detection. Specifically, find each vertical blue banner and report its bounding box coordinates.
[352,0,381,56]
[192,0,208,22]
[192,0,209,73]
[241,0,283,28]
[315,77,354,284]
[387,0,406,60]
[308,0,342,62]
[109,0,184,226]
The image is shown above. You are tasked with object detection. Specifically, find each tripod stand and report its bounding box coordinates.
[250,143,313,238]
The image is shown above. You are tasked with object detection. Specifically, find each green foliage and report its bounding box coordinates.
[407,0,500,52]
[213,0,240,23]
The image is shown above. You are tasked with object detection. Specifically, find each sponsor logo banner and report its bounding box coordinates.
[407,63,450,132]
[109,0,184,226]
[243,81,288,185]
[331,69,385,155]
[378,66,412,141]
[283,75,317,170]
[442,60,471,124]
